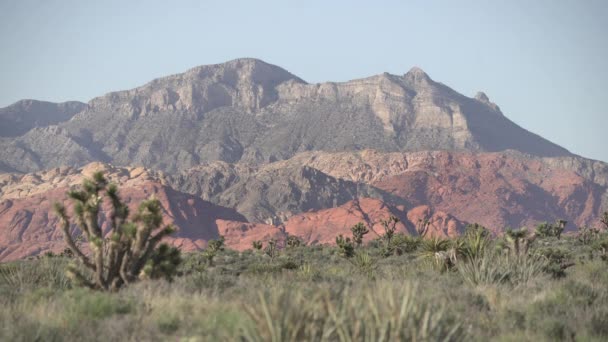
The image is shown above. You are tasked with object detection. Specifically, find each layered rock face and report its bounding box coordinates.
[0,58,570,174]
[2,148,606,261]
[0,58,606,260]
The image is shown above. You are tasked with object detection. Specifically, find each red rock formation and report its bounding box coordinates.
[0,180,247,261]
[0,149,606,261]
[282,198,463,245]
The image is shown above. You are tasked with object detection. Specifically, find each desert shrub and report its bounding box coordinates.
[535,220,567,239]
[0,258,72,293]
[350,251,377,278]
[535,247,574,278]
[180,272,238,293]
[506,253,548,286]
[62,289,134,320]
[296,263,321,281]
[458,250,547,287]
[285,235,304,249]
[156,314,180,334]
[381,233,420,257]
[457,251,511,286]
[577,226,601,245]
[592,236,608,261]
[179,253,208,275]
[589,309,608,338]
[336,234,355,258]
[252,240,263,251]
[240,283,464,341]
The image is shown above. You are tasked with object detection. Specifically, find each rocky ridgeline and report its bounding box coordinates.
[1,58,570,173]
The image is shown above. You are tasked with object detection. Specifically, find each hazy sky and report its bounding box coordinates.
[1,0,607,162]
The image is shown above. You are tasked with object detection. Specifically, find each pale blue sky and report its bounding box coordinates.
[1,0,607,162]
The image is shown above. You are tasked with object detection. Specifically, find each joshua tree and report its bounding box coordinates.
[535,220,567,239]
[264,239,279,260]
[505,228,535,258]
[350,222,369,247]
[286,235,304,248]
[577,226,600,245]
[204,236,225,266]
[252,240,263,251]
[380,216,400,246]
[535,222,552,238]
[336,234,355,258]
[553,220,567,240]
[53,171,180,291]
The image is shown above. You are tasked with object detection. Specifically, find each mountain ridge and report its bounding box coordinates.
[0,58,573,174]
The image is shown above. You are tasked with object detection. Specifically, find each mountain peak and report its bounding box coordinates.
[404,66,431,83]
[475,91,490,103]
[188,57,306,84]
[0,99,86,137]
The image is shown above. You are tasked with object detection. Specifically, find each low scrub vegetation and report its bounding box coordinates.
[1,216,608,341]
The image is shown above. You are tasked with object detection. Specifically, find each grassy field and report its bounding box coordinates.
[1,227,608,341]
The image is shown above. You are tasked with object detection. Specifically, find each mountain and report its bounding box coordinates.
[0,58,571,173]
[0,58,606,261]
[0,99,86,137]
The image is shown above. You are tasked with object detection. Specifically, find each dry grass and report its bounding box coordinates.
[1,234,607,341]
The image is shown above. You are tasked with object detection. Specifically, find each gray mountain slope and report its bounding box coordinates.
[0,100,86,137]
[0,58,572,173]
[167,161,391,224]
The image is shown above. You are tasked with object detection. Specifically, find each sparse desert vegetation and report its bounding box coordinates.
[1,215,608,341]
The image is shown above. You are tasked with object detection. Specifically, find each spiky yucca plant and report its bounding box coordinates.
[458,223,491,261]
[53,171,180,291]
[418,237,455,271]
